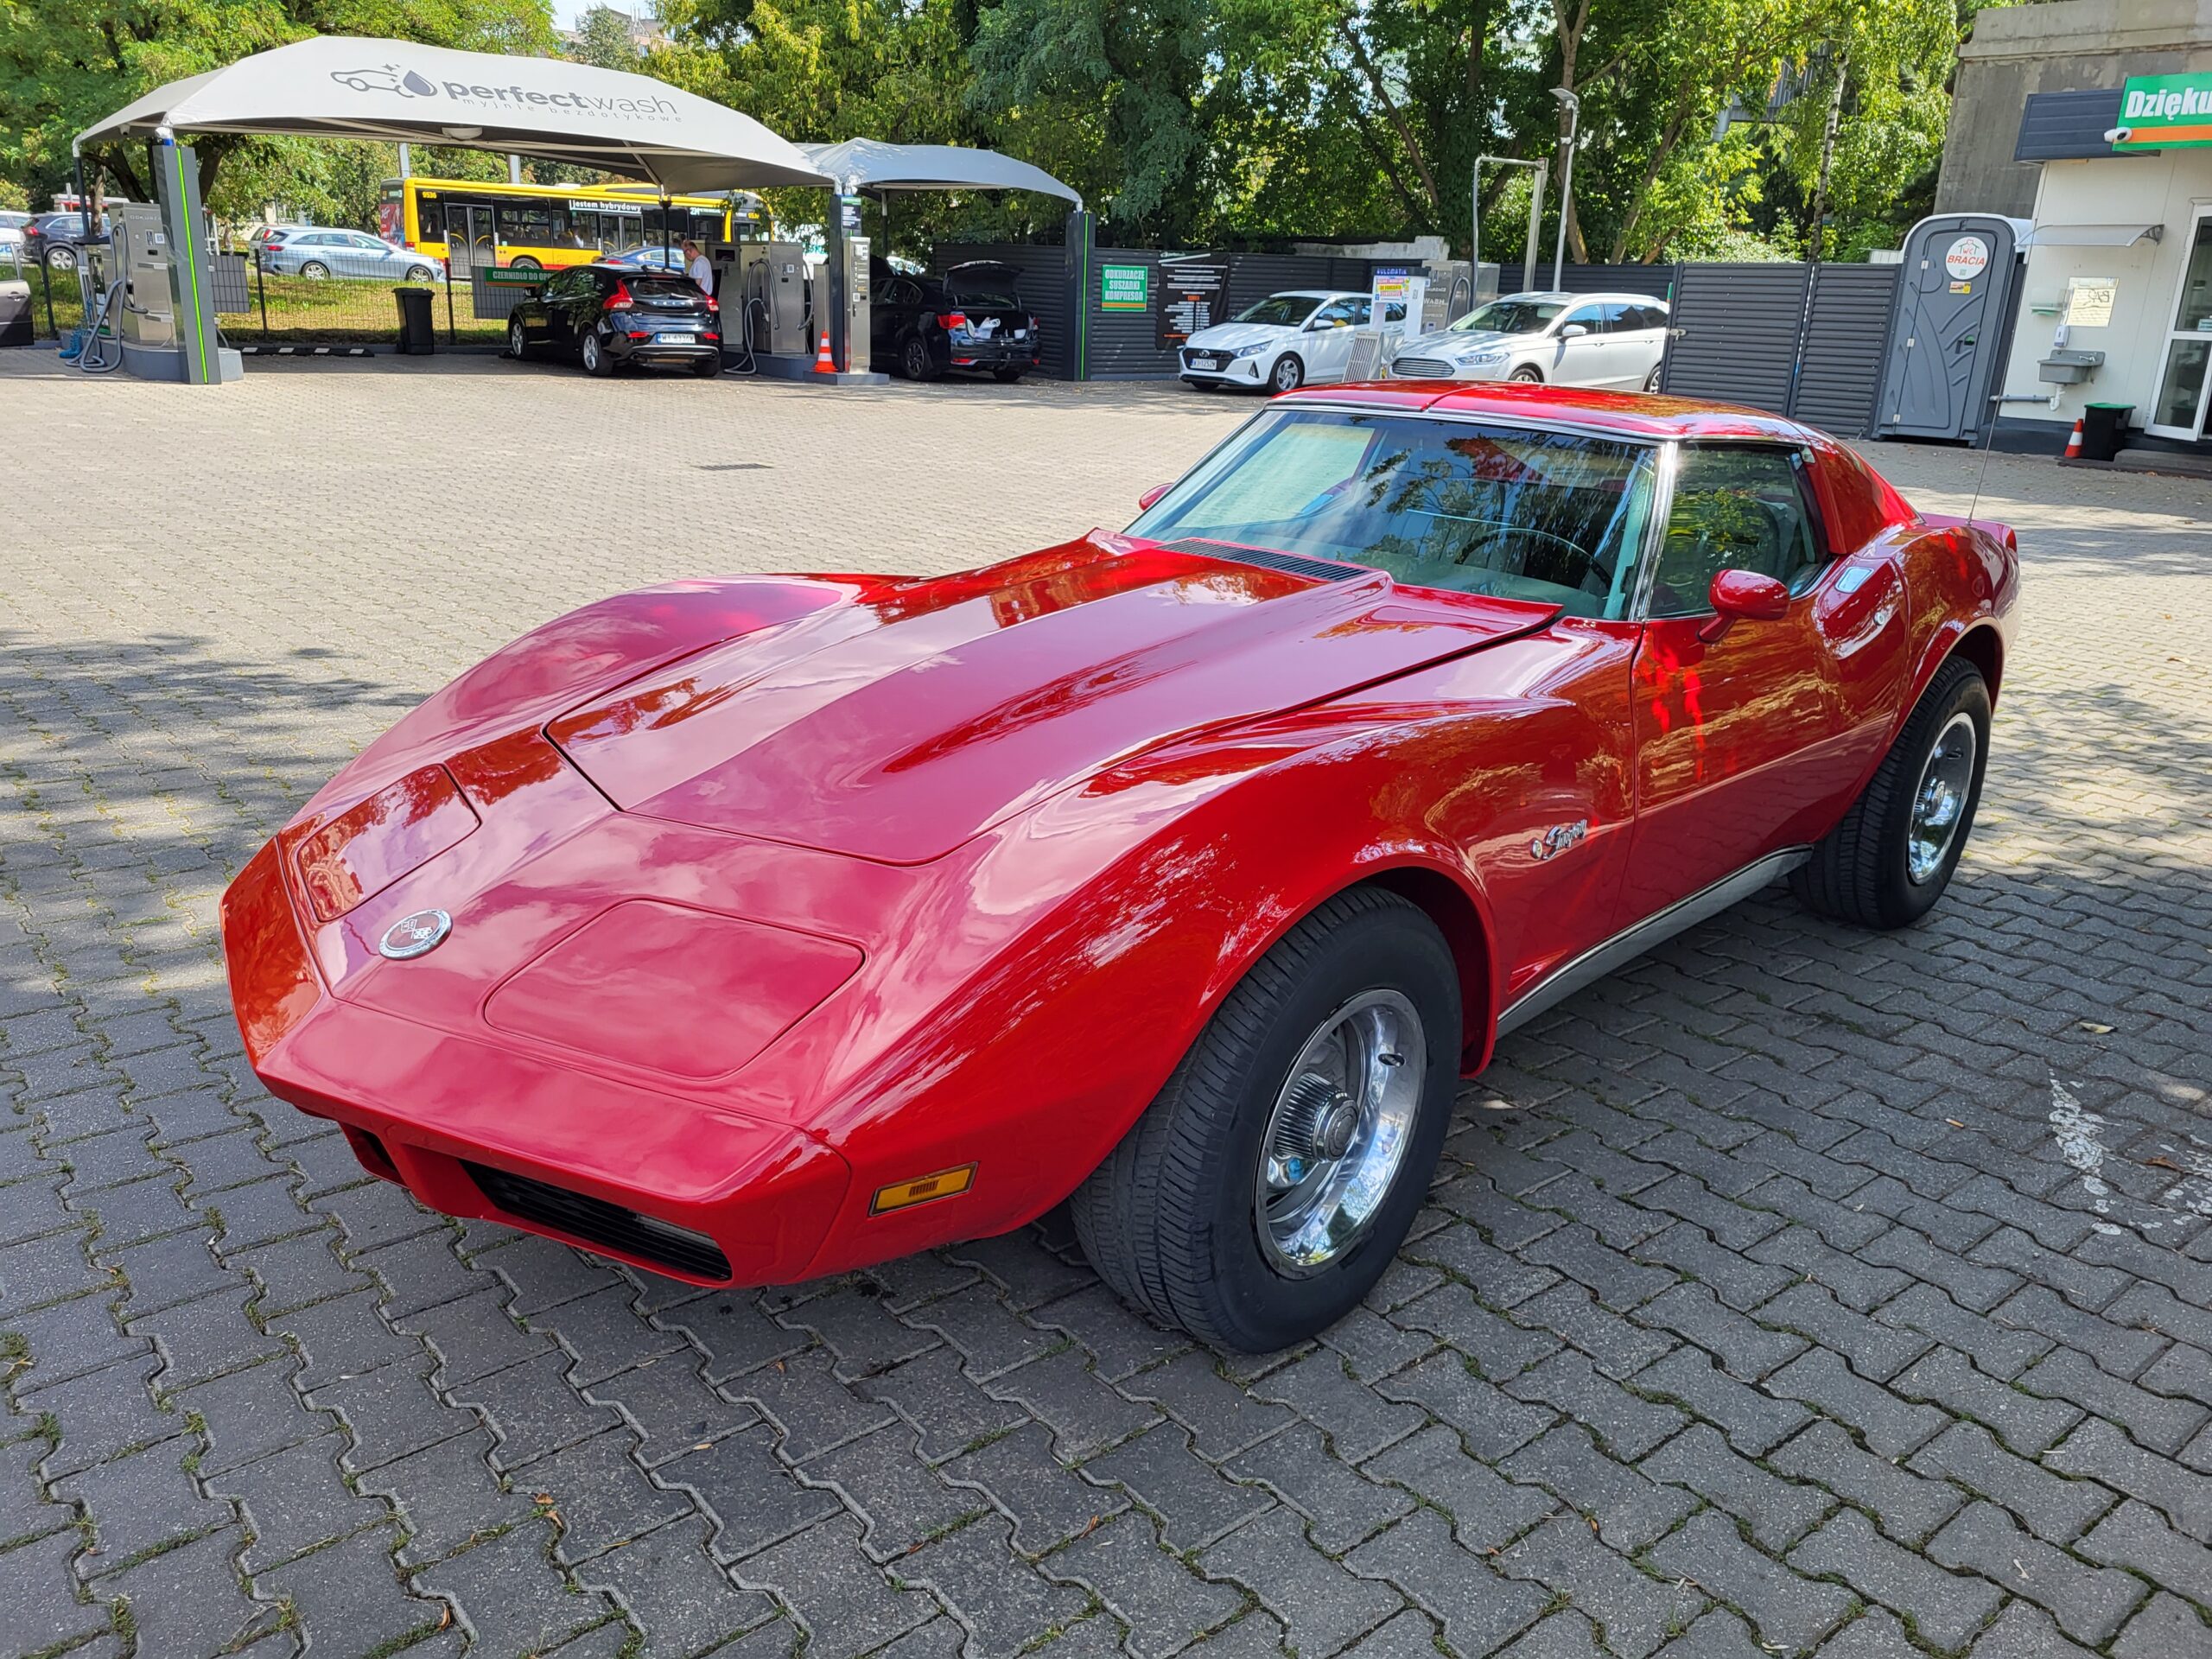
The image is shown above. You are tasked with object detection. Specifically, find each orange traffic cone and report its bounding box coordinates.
[2062,416,2083,460]
[811,331,836,374]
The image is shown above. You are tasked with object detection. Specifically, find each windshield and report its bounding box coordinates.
[1451,299,1565,335]
[1128,407,1657,618]
[1235,295,1321,328]
[626,276,705,300]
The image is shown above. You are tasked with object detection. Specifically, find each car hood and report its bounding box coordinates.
[1185,321,1296,351]
[1398,327,1529,358]
[545,537,1552,865]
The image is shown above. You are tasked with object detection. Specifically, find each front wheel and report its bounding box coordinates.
[1509,364,1542,383]
[1269,353,1306,394]
[1072,887,1458,1352]
[408,264,436,283]
[1791,657,1991,930]
[506,318,530,359]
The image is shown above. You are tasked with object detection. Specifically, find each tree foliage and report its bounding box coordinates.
[1,0,2004,259]
[0,0,554,210]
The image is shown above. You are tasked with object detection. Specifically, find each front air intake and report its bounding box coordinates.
[1159,538,1363,584]
[465,1162,732,1280]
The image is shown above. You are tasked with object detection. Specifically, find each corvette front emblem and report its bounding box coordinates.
[378,908,452,960]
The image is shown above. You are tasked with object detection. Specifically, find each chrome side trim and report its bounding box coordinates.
[1494,846,1813,1039]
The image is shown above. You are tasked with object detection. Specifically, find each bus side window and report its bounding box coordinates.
[416,200,443,245]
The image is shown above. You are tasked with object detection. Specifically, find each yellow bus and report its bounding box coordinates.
[378,176,769,271]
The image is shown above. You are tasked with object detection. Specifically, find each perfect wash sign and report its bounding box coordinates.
[327,61,681,124]
[2113,73,2212,151]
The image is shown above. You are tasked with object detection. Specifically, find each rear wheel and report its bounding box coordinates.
[693,353,723,379]
[993,368,1026,384]
[45,245,77,270]
[509,256,541,271]
[1643,364,1663,392]
[581,331,614,378]
[1269,353,1306,394]
[1791,657,1991,930]
[900,335,938,382]
[1072,887,1458,1352]
[300,261,330,280]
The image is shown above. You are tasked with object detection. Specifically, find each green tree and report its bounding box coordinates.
[569,5,645,71]
[0,0,556,210]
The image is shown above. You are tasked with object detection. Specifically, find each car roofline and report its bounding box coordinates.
[1273,382,1813,444]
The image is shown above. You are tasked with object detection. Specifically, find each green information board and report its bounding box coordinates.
[1100,264,1149,310]
[2117,73,2212,150]
[483,265,550,286]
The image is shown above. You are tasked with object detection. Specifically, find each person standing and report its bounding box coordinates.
[685,238,714,298]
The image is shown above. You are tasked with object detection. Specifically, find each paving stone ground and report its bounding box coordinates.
[2,350,2210,1659]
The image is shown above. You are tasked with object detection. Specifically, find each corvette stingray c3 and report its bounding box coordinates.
[220,382,2018,1351]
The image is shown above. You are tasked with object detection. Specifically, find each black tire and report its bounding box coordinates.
[693,353,723,379]
[1269,353,1306,394]
[900,335,937,382]
[1643,364,1663,392]
[1509,364,1542,383]
[505,318,530,360]
[300,261,330,280]
[1791,657,1991,930]
[1071,887,1459,1352]
[993,369,1026,384]
[46,246,77,271]
[581,331,614,378]
[408,264,435,283]
[509,256,541,271]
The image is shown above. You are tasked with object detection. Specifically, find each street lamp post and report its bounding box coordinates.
[1550,86,1580,290]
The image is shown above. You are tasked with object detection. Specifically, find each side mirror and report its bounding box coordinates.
[1559,321,1589,339]
[1697,569,1791,644]
[1136,482,1172,512]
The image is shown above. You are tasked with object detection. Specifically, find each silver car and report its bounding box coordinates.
[1390,291,1671,391]
[263,227,439,283]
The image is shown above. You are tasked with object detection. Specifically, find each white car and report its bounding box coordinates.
[1389,291,1671,391]
[1179,290,1407,394]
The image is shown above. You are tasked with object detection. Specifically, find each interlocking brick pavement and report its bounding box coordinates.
[3,352,2210,1657]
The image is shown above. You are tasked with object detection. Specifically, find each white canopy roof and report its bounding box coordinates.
[2020,223,2164,248]
[802,139,1082,208]
[77,36,832,194]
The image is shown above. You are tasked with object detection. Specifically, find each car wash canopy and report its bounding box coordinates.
[77,35,831,194]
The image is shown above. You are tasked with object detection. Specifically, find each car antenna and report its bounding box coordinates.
[1965,389,2000,530]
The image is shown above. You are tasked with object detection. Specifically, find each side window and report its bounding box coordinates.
[1311,300,1360,328]
[1648,447,1827,617]
[1349,297,1374,325]
[1599,301,1637,334]
[1382,301,1407,323]
[1561,303,1605,335]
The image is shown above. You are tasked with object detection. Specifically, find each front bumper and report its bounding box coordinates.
[1179,348,1268,385]
[219,839,849,1286]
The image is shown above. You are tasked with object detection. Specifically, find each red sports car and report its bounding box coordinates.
[221,383,2018,1351]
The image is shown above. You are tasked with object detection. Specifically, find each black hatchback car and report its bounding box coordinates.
[873,260,1041,383]
[505,264,721,378]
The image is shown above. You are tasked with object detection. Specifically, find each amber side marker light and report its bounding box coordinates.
[870,1164,977,1215]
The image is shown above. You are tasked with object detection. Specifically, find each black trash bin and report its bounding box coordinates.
[395,286,436,356]
[2080,402,2133,463]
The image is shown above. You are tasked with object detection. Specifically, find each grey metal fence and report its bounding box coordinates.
[1656,261,1902,437]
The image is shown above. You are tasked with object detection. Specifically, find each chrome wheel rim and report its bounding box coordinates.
[1255,990,1424,1276]
[1908,711,1977,885]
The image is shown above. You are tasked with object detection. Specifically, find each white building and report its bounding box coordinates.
[1936,0,2212,459]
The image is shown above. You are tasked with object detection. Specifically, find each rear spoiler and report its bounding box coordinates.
[1921,512,2018,554]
